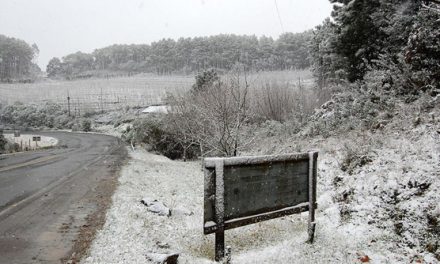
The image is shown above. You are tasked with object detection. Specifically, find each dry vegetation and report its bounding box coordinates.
[0,70,311,114]
[121,69,319,159]
[0,74,193,112]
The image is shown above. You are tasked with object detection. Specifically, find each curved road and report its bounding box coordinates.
[0,132,127,264]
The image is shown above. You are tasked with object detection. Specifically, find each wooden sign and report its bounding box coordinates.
[32,136,41,142]
[203,151,318,261]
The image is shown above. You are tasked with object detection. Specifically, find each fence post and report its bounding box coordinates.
[67,94,71,117]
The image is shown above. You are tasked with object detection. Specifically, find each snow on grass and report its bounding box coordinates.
[83,144,437,264]
[93,124,130,139]
[83,97,440,264]
[243,119,440,262]
[4,133,58,149]
[82,149,210,264]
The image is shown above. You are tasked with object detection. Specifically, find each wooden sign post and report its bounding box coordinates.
[32,136,41,148]
[203,151,318,261]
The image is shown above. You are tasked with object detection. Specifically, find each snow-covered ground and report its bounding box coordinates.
[83,138,439,263]
[93,124,130,139]
[4,133,58,149]
[83,95,439,263]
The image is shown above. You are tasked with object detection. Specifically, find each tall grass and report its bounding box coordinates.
[244,70,325,123]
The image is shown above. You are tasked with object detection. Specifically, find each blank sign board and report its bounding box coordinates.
[203,152,317,234]
[224,160,309,218]
[203,152,318,260]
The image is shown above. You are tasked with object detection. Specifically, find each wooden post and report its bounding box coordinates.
[67,96,71,116]
[100,87,104,113]
[215,232,225,262]
[67,91,71,117]
[215,159,225,261]
[307,151,318,243]
[224,246,232,264]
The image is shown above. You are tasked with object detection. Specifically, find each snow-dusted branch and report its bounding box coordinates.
[421,3,440,14]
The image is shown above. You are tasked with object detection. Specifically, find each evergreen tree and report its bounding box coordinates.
[330,0,385,82]
[404,4,440,92]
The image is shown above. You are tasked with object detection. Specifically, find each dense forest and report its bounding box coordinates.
[46,31,312,78]
[311,0,440,94]
[0,35,40,82]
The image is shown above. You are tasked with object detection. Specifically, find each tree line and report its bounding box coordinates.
[310,0,440,94]
[46,32,312,79]
[0,35,40,82]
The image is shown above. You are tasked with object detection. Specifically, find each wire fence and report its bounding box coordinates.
[0,75,194,114]
[0,70,313,116]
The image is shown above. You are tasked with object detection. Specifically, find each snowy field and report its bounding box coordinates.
[0,70,311,114]
[4,133,58,150]
[0,74,193,109]
[82,133,439,264]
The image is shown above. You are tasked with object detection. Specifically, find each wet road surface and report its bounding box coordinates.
[0,132,127,264]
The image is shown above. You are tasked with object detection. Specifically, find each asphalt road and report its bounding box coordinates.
[0,132,127,264]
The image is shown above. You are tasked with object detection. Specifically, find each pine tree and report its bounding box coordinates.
[330,0,385,82]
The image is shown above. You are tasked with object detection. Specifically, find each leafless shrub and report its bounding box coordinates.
[167,66,251,157]
[249,78,330,125]
[251,81,294,122]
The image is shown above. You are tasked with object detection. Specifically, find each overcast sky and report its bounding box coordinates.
[0,0,332,69]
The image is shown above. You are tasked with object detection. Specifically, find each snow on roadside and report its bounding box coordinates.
[3,133,58,149]
[83,146,425,264]
[82,148,211,264]
[93,124,130,139]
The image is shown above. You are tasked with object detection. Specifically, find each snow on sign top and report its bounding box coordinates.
[203,151,318,234]
[203,151,318,260]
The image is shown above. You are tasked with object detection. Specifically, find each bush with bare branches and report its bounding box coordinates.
[167,67,250,157]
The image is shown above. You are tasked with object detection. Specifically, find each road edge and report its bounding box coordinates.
[63,144,129,264]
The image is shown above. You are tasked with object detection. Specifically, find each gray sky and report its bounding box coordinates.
[0,0,332,69]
